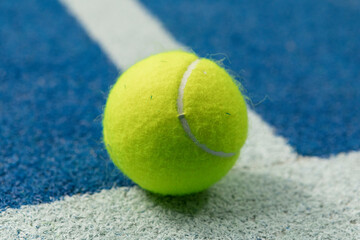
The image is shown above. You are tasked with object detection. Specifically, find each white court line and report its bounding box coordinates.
[61,0,185,70]
[0,0,358,239]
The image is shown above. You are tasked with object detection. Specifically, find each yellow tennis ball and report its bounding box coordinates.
[103,51,248,195]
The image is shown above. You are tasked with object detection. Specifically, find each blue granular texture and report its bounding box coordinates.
[0,0,133,210]
[141,0,360,157]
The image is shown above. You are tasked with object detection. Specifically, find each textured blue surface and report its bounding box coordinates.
[141,0,360,157]
[0,0,133,210]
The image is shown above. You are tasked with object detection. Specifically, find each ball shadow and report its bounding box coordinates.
[140,167,356,238]
[144,189,210,216]
[144,169,312,221]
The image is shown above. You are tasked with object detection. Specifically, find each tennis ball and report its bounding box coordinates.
[103,51,247,195]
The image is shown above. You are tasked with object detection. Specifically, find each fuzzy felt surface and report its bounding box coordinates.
[185,58,248,153]
[103,51,248,195]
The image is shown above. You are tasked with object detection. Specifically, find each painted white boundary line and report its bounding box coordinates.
[61,0,185,70]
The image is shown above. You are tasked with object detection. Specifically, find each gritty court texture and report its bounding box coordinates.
[0,0,359,239]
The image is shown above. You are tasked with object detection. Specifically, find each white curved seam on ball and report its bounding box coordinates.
[177,59,235,158]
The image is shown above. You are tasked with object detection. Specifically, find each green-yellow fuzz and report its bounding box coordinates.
[103,51,248,195]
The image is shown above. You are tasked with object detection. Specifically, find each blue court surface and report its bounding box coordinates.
[142,0,360,157]
[0,0,132,210]
[0,0,359,239]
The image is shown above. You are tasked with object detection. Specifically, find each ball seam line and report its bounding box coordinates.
[177,59,236,158]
